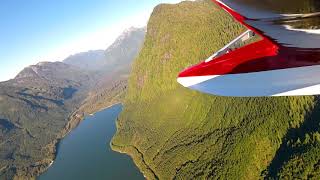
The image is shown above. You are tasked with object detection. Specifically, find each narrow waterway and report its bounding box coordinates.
[38,104,143,180]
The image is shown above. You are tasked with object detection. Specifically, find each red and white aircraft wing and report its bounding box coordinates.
[177,0,320,97]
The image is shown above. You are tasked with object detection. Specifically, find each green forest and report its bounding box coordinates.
[112,0,320,179]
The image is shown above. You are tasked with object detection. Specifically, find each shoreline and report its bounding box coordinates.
[110,111,152,179]
[110,145,146,178]
[110,142,155,179]
[88,102,122,117]
[34,102,121,179]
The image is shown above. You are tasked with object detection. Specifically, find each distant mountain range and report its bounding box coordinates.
[0,27,145,180]
[63,50,106,71]
[64,27,145,72]
[14,61,93,88]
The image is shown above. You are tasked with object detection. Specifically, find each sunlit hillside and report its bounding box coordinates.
[112,0,320,179]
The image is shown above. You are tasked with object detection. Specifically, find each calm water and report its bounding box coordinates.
[38,104,143,180]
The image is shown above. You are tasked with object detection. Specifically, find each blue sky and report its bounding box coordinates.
[0,0,182,82]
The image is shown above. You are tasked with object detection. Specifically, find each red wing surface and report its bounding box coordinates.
[177,0,320,97]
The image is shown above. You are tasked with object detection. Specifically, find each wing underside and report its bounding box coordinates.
[213,0,320,48]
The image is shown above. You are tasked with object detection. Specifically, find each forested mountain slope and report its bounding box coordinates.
[0,62,92,179]
[71,27,146,115]
[111,1,320,179]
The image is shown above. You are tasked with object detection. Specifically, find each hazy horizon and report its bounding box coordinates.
[0,0,182,82]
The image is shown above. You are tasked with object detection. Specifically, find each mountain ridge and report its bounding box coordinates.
[64,27,145,72]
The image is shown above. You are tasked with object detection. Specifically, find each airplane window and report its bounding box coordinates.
[205,29,262,62]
